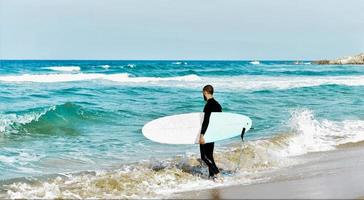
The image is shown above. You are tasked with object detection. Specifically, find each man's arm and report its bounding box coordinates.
[200,111,211,135]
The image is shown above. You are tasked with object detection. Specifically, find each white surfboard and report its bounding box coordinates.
[142,112,252,144]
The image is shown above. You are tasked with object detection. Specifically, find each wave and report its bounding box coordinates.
[172,62,187,65]
[0,73,363,90]
[45,66,81,72]
[100,65,111,69]
[127,64,136,68]
[249,61,260,65]
[0,103,96,135]
[2,109,364,199]
[211,75,364,90]
[257,109,364,157]
[0,73,200,83]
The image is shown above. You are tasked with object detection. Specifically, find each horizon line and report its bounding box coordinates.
[0,58,315,61]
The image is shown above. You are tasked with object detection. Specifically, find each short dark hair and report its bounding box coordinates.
[203,85,214,95]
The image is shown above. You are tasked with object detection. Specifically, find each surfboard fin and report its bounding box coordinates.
[241,127,246,141]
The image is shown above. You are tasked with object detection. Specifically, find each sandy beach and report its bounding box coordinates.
[174,143,364,199]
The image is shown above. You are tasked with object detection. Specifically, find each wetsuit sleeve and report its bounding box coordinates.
[201,103,211,135]
[200,112,211,135]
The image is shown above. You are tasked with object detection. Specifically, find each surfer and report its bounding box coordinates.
[199,85,222,181]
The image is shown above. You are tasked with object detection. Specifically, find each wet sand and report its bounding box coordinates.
[174,144,364,199]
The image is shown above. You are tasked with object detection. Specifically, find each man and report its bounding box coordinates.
[199,85,222,180]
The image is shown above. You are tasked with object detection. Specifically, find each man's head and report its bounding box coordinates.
[202,85,214,101]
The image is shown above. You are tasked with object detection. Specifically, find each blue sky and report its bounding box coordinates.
[0,0,363,60]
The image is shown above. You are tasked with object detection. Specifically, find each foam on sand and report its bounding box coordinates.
[174,144,364,199]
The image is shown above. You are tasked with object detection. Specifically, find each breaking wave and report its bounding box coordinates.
[100,65,111,69]
[0,73,200,83]
[206,75,364,90]
[249,109,364,158]
[45,66,81,72]
[0,103,97,135]
[0,73,363,91]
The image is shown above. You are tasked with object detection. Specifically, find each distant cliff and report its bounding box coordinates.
[314,53,364,65]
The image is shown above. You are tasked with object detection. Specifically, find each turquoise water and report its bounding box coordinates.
[0,60,363,197]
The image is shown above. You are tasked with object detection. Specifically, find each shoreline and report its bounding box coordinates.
[173,144,364,199]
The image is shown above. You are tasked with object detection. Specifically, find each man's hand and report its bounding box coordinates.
[199,134,205,144]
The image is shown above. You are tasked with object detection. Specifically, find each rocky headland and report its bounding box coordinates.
[314,53,364,65]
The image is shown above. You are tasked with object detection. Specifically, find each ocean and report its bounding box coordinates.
[0,60,363,198]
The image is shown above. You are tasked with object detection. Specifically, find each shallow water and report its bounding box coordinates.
[0,60,363,198]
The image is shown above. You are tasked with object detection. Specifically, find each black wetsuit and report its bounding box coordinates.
[200,98,222,177]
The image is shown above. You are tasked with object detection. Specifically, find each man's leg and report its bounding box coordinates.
[205,142,219,175]
[200,143,215,177]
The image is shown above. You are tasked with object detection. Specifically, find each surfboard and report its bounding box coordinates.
[142,112,252,144]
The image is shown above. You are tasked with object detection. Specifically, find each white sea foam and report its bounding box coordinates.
[0,155,17,164]
[244,109,364,159]
[3,156,266,199]
[127,64,136,68]
[106,74,201,82]
[0,113,41,134]
[0,148,44,170]
[0,73,200,83]
[172,62,187,65]
[100,65,110,69]
[281,109,364,156]
[0,73,363,92]
[0,73,127,83]
[250,61,260,65]
[1,73,363,90]
[46,66,81,72]
[0,105,59,135]
[202,75,364,91]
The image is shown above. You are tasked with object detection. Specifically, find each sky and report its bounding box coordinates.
[0,0,363,60]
